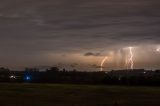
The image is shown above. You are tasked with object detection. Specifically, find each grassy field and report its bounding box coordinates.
[0,84,160,106]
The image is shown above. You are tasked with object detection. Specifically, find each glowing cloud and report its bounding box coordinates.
[156,48,160,52]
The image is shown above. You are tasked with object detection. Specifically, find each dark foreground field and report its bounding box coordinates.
[0,84,160,106]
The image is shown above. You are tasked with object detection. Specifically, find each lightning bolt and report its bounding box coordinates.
[129,47,134,70]
[100,56,108,71]
[125,47,134,70]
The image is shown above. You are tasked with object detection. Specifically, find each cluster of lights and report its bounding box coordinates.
[9,74,32,81]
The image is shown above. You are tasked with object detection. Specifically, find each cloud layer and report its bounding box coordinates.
[0,0,160,70]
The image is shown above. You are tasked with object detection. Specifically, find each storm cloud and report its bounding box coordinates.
[0,0,160,70]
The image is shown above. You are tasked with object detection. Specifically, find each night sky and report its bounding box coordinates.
[0,0,160,71]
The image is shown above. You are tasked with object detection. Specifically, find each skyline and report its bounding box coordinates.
[0,0,160,71]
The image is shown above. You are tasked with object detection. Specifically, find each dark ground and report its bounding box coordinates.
[0,83,160,106]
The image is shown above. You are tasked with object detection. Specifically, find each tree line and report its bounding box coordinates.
[0,67,160,86]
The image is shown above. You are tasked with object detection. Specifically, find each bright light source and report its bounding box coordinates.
[9,75,16,79]
[26,76,31,80]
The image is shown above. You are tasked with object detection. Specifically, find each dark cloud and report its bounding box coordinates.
[84,52,101,57]
[0,0,159,70]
